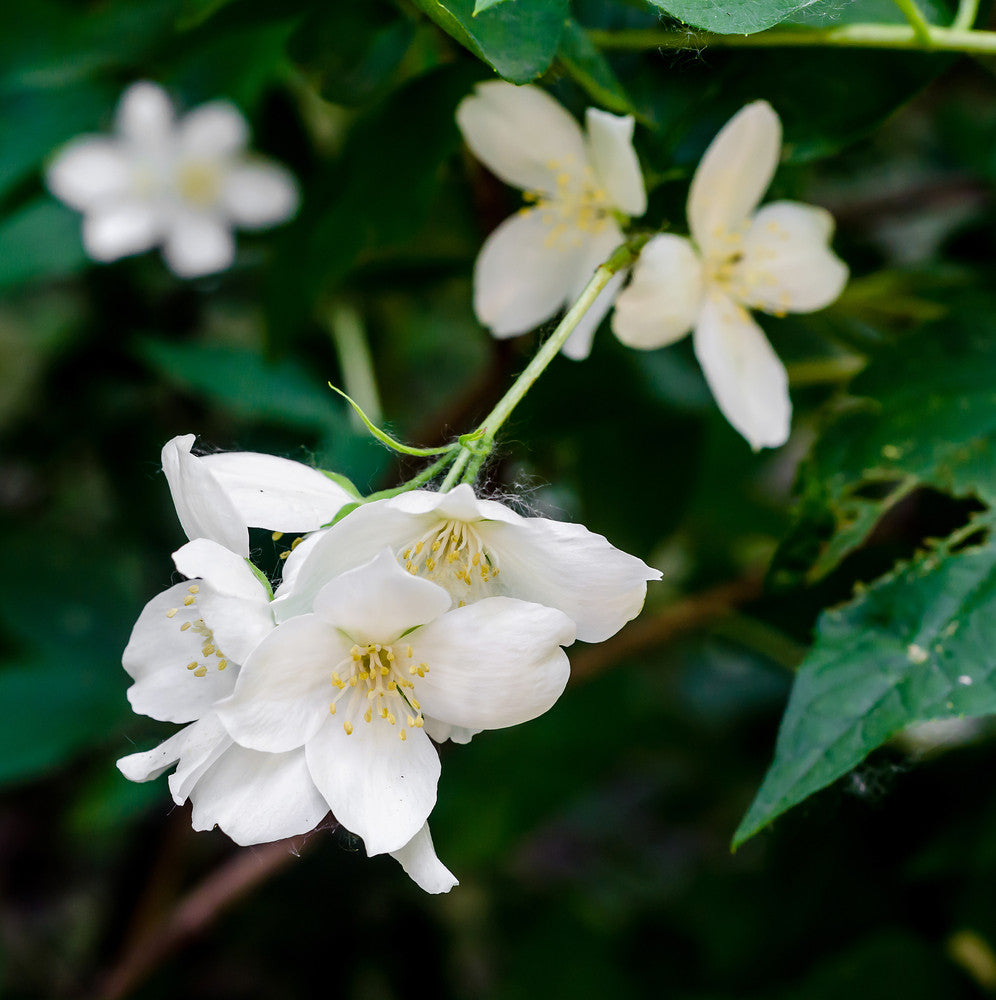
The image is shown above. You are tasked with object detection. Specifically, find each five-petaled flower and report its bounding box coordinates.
[216,550,576,871]
[46,81,299,277]
[611,100,849,451]
[456,81,647,359]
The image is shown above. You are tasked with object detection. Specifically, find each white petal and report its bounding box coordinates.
[737,201,849,314]
[611,234,703,350]
[693,292,791,451]
[473,208,585,338]
[124,583,239,723]
[584,109,646,218]
[117,725,192,782]
[217,615,350,752]
[390,824,458,894]
[220,161,299,229]
[167,713,232,802]
[410,598,574,730]
[313,549,451,644]
[46,138,133,212]
[116,81,175,146]
[272,503,433,621]
[82,202,162,262]
[172,538,265,600]
[198,452,351,533]
[481,518,660,643]
[688,101,781,255]
[178,101,249,158]
[560,223,626,361]
[187,745,329,845]
[456,81,587,195]
[161,435,248,555]
[162,212,236,278]
[305,716,440,856]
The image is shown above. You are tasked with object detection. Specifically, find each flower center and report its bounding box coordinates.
[705,221,791,315]
[165,584,230,677]
[175,159,222,207]
[329,643,426,742]
[399,519,499,602]
[524,159,615,249]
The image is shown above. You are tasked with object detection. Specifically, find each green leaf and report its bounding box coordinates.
[412,0,567,83]
[0,200,88,289]
[322,471,364,500]
[557,17,636,116]
[646,0,826,35]
[473,0,512,12]
[287,3,416,107]
[136,338,342,432]
[734,520,996,847]
[783,307,996,581]
[177,0,241,30]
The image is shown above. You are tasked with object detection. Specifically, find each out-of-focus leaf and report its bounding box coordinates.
[557,17,636,116]
[789,0,951,26]
[287,3,416,107]
[136,338,343,431]
[177,0,242,30]
[782,308,996,581]
[735,518,996,847]
[646,0,819,34]
[412,0,567,83]
[474,0,512,12]
[0,200,87,289]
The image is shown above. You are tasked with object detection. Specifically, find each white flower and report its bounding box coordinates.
[46,81,299,277]
[117,537,330,846]
[162,434,354,558]
[273,483,661,647]
[456,82,646,359]
[217,549,575,866]
[611,101,849,451]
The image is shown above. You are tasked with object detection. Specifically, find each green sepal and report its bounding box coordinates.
[244,559,274,600]
[326,501,364,528]
[322,470,364,500]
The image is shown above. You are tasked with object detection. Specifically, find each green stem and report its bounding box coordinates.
[890,0,934,43]
[587,23,996,54]
[952,0,980,30]
[326,301,382,429]
[364,450,457,501]
[438,235,648,492]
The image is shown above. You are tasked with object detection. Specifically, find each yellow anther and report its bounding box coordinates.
[187,584,199,594]
[405,561,415,573]
[414,717,424,728]
[426,557,435,571]
[272,530,284,541]
[410,665,418,675]
[406,645,413,658]
[399,730,407,741]
[387,680,397,691]
[290,537,303,550]
[411,699,421,710]
[329,702,336,715]
[380,706,389,719]
[414,542,423,554]
[386,650,395,661]
[402,548,411,559]
[431,540,441,552]
[193,666,207,677]
[407,715,415,727]
[166,608,178,618]
[279,551,290,560]
[349,675,358,687]
[183,595,196,606]
[381,666,390,676]
[344,721,353,735]
[364,707,372,724]
[471,553,481,566]
[202,644,215,656]
[367,689,377,700]
[186,661,198,670]
[387,712,396,725]
[218,659,227,670]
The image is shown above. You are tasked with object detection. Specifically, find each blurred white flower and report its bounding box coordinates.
[273,483,662,646]
[456,82,646,359]
[217,549,575,868]
[46,81,299,277]
[612,101,849,451]
[161,434,354,558]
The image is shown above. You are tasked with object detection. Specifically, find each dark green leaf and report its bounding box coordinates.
[412,0,567,83]
[646,0,827,35]
[0,200,88,289]
[735,521,996,846]
[557,17,636,115]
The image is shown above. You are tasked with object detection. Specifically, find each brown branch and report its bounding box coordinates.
[568,573,765,683]
[94,834,312,1000]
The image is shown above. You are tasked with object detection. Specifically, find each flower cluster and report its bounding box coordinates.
[457,86,848,451]
[46,82,298,277]
[119,437,661,892]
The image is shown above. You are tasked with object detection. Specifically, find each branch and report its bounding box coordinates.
[94,834,312,1000]
[569,573,764,683]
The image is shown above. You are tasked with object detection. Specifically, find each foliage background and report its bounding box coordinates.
[5,0,996,995]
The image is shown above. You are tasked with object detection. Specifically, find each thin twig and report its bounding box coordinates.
[569,573,765,683]
[95,834,311,1000]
